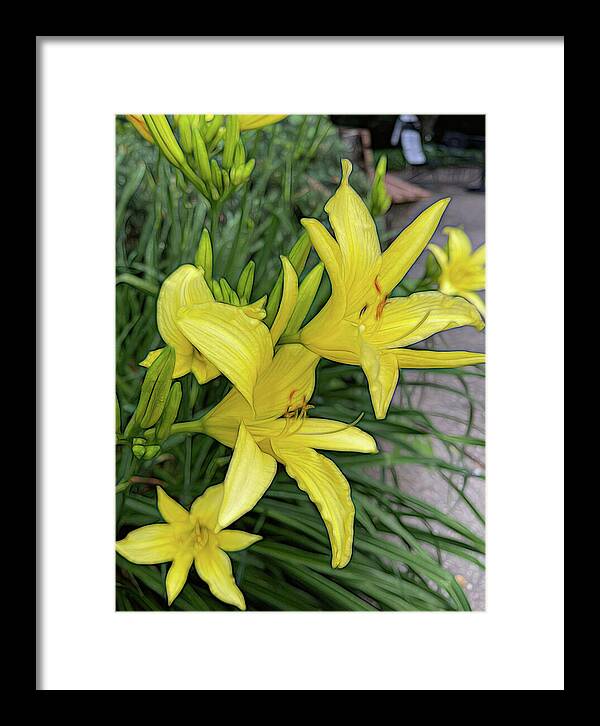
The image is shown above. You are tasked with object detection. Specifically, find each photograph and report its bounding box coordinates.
[115,113,486,611]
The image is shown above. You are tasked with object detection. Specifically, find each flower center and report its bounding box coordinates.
[282,389,314,420]
[358,276,389,325]
[193,521,209,549]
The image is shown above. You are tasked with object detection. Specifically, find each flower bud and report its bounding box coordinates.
[194,228,213,280]
[135,346,176,429]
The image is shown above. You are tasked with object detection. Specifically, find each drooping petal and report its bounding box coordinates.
[238,115,287,131]
[270,256,299,345]
[156,265,213,355]
[190,484,225,531]
[324,159,382,310]
[359,338,399,420]
[116,524,177,564]
[366,291,484,349]
[194,543,246,610]
[444,226,473,262]
[272,442,355,569]
[394,348,485,369]
[379,198,450,293]
[276,418,378,453]
[157,487,189,524]
[166,552,194,605]
[176,301,273,409]
[218,422,277,530]
[216,530,262,552]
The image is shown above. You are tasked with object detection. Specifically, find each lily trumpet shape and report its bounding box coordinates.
[180,344,377,569]
[140,264,272,409]
[116,485,261,609]
[298,160,486,420]
[428,226,486,315]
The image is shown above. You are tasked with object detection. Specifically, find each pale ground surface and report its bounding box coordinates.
[387,167,486,610]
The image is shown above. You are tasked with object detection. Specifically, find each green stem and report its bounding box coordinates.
[181,377,196,506]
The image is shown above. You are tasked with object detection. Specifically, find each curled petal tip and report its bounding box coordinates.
[340,158,353,182]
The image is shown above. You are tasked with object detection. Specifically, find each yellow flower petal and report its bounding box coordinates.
[379,198,450,293]
[324,159,381,309]
[359,339,399,420]
[166,552,194,605]
[139,348,163,369]
[202,346,321,446]
[394,348,485,369]
[116,524,177,564]
[194,543,246,610]
[190,351,220,385]
[237,115,287,131]
[459,291,486,316]
[218,422,277,530]
[366,292,484,349]
[190,484,225,531]
[176,301,273,409]
[428,243,448,269]
[444,226,473,261]
[470,244,486,267]
[156,265,213,355]
[300,218,344,299]
[157,487,189,524]
[216,530,262,552]
[254,344,320,420]
[270,256,298,345]
[272,442,355,569]
[276,417,378,453]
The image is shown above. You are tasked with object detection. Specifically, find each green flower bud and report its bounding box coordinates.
[135,347,176,429]
[195,228,213,280]
[236,260,255,304]
[155,382,183,443]
[284,262,324,336]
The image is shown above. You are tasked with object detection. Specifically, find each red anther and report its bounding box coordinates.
[374,277,382,295]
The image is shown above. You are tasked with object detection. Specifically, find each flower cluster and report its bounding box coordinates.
[117,125,486,609]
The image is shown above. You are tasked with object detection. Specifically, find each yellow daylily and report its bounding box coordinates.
[116,485,260,609]
[186,343,377,569]
[298,160,486,420]
[140,264,273,409]
[237,115,287,131]
[428,227,486,315]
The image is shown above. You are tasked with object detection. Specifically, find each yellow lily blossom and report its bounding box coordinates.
[428,227,486,315]
[237,115,287,131]
[116,485,260,609]
[140,264,272,409]
[298,160,486,420]
[188,343,377,569]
